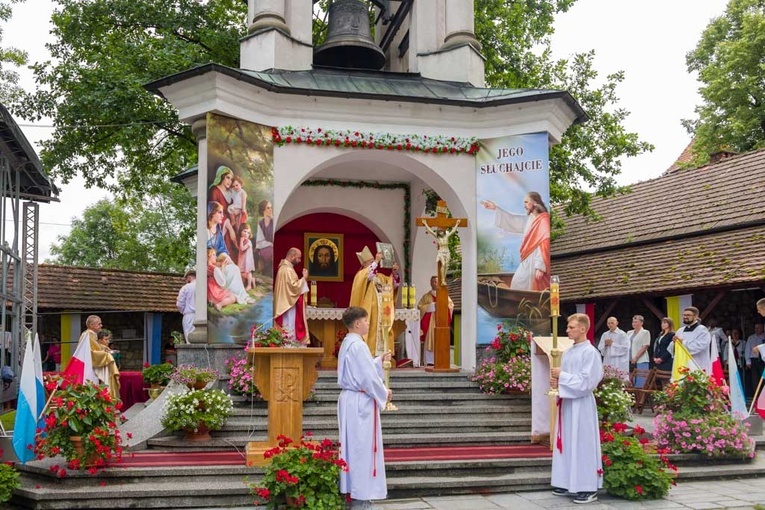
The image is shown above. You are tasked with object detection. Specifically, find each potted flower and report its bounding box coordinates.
[251,434,347,509]
[594,366,635,426]
[161,388,233,441]
[0,451,19,503]
[35,380,123,473]
[170,364,219,390]
[653,368,755,459]
[142,362,174,388]
[225,353,261,399]
[471,322,532,394]
[600,423,675,500]
[249,325,293,348]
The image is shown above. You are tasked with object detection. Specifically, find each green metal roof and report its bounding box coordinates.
[147,64,588,124]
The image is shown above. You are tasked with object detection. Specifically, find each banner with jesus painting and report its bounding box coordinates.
[206,113,274,343]
[475,133,551,343]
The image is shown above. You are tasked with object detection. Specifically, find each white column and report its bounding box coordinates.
[189,118,208,344]
[284,0,312,44]
[443,0,480,50]
[248,0,289,34]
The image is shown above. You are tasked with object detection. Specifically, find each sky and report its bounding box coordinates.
[2,0,730,262]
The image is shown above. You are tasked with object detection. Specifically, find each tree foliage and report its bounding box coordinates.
[48,184,194,273]
[0,0,28,103]
[476,0,652,223]
[683,0,765,162]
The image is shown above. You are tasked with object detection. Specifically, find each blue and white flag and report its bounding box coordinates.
[12,335,38,463]
[727,339,747,417]
[33,334,46,420]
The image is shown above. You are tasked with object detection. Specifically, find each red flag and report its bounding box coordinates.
[60,332,98,387]
[757,368,765,420]
[709,336,725,386]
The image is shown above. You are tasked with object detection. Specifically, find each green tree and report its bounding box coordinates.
[17,0,650,225]
[683,0,765,162]
[0,0,28,103]
[48,186,194,272]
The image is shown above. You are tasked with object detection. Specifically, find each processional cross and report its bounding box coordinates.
[416,200,467,372]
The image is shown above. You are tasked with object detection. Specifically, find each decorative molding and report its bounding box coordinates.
[273,126,479,155]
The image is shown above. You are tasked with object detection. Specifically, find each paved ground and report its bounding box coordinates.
[372,479,765,510]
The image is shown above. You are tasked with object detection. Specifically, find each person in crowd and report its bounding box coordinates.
[550,313,603,505]
[42,336,61,372]
[337,306,391,509]
[652,317,675,372]
[176,269,196,342]
[746,322,765,396]
[597,316,629,379]
[707,318,727,359]
[79,315,120,401]
[627,315,651,385]
[671,306,712,374]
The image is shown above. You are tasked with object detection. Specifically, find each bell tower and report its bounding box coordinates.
[241,1,484,87]
[240,0,314,71]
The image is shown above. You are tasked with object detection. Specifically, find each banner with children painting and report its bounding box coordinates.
[475,133,551,343]
[206,113,274,343]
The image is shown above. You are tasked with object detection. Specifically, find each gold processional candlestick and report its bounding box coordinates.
[380,283,397,411]
[547,275,561,451]
[310,280,317,307]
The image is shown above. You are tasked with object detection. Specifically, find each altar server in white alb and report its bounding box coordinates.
[550,313,603,505]
[337,307,392,509]
[597,316,629,378]
[670,306,712,373]
[175,270,196,342]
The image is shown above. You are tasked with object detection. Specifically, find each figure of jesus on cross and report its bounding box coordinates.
[416,200,467,371]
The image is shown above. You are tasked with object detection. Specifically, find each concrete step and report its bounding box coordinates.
[224,415,531,431]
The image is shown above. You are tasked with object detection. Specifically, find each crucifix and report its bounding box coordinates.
[416,200,467,372]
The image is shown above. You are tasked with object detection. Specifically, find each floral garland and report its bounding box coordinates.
[272,126,480,155]
[301,179,411,282]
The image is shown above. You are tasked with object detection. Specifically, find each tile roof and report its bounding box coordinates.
[666,139,696,173]
[447,277,462,312]
[552,148,765,257]
[551,148,765,302]
[553,225,765,302]
[34,265,183,312]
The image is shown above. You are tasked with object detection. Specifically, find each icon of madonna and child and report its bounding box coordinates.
[206,165,275,342]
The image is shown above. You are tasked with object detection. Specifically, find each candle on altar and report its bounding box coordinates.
[310,280,317,307]
[408,284,416,309]
[401,282,410,308]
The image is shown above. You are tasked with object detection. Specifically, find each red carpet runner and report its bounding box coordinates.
[116,445,551,468]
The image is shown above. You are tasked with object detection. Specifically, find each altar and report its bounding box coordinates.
[307,306,420,368]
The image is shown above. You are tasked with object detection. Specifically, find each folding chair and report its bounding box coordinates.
[626,367,656,414]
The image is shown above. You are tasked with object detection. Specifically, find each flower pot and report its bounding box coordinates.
[187,379,209,390]
[148,387,164,399]
[70,436,100,467]
[183,423,212,442]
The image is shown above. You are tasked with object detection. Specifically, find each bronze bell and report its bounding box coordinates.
[314,0,386,70]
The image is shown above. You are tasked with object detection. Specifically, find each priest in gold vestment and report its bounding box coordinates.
[417,276,454,366]
[273,247,310,345]
[80,315,120,401]
[349,246,400,356]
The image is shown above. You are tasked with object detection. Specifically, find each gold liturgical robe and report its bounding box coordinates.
[349,265,396,356]
[273,259,309,340]
[82,330,120,402]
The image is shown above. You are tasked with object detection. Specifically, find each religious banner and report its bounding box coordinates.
[475,133,551,343]
[206,113,274,343]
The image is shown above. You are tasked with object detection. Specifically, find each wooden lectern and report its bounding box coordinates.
[244,347,324,466]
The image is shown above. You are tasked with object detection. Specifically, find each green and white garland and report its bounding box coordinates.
[272,126,479,155]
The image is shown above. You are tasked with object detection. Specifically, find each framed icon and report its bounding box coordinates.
[304,233,343,282]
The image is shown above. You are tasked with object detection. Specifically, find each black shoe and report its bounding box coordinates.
[573,492,598,504]
[551,487,570,497]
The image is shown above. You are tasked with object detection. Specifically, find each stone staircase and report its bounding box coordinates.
[10,370,765,509]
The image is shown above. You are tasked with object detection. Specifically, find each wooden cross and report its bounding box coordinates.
[415,200,467,372]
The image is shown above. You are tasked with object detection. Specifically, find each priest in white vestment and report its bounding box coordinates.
[669,306,712,374]
[597,316,629,378]
[337,307,391,507]
[550,313,603,504]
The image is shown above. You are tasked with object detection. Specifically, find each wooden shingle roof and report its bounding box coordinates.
[35,265,183,312]
[552,149,765,302]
